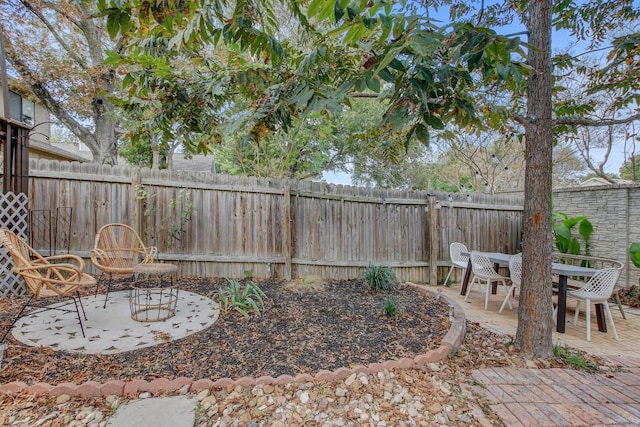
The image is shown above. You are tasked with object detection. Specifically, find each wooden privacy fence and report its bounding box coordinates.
[19,159,524,283]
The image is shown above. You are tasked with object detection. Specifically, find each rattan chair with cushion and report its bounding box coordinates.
[0,229,96,342]
[91,223,157,307]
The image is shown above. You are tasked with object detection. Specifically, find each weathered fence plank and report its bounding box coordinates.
[14,159,527,283]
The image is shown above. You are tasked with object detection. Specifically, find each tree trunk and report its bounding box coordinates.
[515,0,554,357]
[151,139,161,170]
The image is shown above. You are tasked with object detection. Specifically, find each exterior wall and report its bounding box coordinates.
[553,184,640,288]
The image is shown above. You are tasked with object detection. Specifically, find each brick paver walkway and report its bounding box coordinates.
[467,356,640,426]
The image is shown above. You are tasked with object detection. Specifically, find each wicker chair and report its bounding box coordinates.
[0,229,96,342]
[91,223,157,307]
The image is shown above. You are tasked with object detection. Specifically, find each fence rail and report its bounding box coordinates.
[12,159,525,283]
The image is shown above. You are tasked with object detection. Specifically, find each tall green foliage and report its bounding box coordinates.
[629,243,640,269]
[552,212,593,255]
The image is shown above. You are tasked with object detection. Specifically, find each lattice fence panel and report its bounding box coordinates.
[0,192,29,298]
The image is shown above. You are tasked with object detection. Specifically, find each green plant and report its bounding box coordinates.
[439,277,454,287]
[364,264,397,292]
[552,343,597,373]
[383,297,402,317]
[629,243,640,269]
[244,270,254,280]
[552,212,593,255]
[136,185,196,248]
[217,279,266,318]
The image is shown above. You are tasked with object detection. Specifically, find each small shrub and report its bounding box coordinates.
[364,264,397,292]
[217,279,266,318]
[383,297,402,317]
[552,343,598,373]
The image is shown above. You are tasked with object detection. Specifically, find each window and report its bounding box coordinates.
[8,90,35,126]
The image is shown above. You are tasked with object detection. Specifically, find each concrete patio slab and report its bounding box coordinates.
[10,290,219,354]
[105,395,197,427]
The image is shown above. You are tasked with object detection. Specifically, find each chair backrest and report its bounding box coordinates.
[470,251,501,278]
[450,242,469,266]
[92,223,147,270]
[508,253,523,286]
[577,268,621,298]
[0,229,50,297]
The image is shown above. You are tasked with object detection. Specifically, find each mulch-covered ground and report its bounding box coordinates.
[0,277,450,385]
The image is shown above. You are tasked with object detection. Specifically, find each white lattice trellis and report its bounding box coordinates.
[0,192,29,298]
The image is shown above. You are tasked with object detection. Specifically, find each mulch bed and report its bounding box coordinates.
[0,277,450,385]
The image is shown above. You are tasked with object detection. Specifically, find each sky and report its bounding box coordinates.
[319,1,633,186]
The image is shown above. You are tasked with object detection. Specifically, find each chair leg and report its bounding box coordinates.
[443,265,454,286]
[614,293,627,319]
[76,291,88,321]
[574,300,581,325]
[70,295,86,338]
[0,295,35,343]
[94,272,106,296]
[499,284,514,313]
[464,277,480,301]
[585,299,591,342]
[102,273,114,309]
[484,279,492,310]
[604,302,619,340]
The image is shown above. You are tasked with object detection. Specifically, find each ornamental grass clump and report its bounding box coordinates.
[217,278,266,318]
[383,296,403,317]
[364,264,397,292]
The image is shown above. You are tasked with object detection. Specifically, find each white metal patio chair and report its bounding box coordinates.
[464,251,510,310]
[499,253,522,313]
[443,242,469,289]
[566,268,620,341]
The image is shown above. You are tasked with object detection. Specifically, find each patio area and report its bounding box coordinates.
[438,283,640,357]
[9,290,219,354]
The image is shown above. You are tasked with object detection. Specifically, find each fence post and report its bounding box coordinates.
[283,186,292,280]
[429,197,439,286]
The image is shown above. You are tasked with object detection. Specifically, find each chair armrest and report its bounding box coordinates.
[14,262,85,283]
[43,254,86,270]
[90,248,110,268]
[143,246,158,263]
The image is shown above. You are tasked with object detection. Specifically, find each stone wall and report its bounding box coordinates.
[553,184,640,288]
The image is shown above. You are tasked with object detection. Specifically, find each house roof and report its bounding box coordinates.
[29,139,89,162]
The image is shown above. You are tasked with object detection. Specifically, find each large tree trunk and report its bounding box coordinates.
[515,0,555,357]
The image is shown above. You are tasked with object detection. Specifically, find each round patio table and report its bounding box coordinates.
[129,263,179,322]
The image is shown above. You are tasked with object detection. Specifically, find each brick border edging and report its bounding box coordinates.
[0,284,466,398]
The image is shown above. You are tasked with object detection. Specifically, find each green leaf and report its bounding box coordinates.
[106,12,121,39]
[415,123,430,146]
[366,75,380,92]
[578,218,593,243]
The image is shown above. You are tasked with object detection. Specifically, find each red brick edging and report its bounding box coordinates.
[0,284,466,398]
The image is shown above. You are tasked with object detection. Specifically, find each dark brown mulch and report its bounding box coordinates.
[0,278,450,385]
[617,285,640,307]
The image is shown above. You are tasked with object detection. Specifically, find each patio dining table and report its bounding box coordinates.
[459,251,602,334]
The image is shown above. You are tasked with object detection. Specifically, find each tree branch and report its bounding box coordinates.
[20,0,88,69]
[2,31,96,148]
[555,113,640,127]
